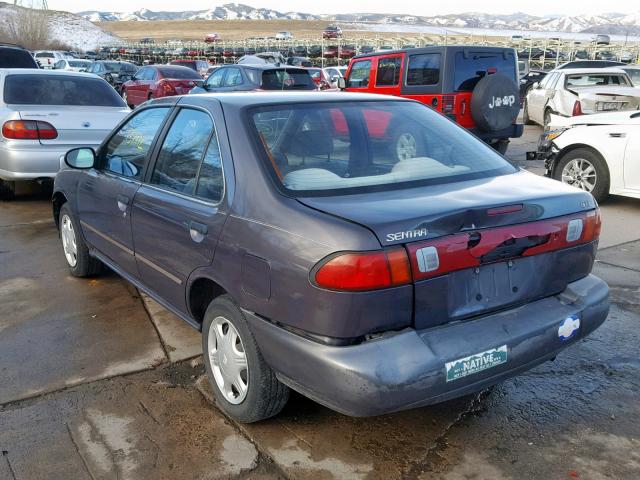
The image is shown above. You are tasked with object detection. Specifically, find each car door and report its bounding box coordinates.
[131,105,228,314]
[77,107,171,277]
[624,126,640,191]
[346,59,373,91]
[127,67,148,105]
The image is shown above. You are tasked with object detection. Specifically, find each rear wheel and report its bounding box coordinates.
[553,148,610,201]
[202,295,289,423]
[0,179,15,200]
[59,204,102,277]
[392,126,423,162]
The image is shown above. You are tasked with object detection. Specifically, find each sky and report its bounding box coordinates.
[47,0,640,17]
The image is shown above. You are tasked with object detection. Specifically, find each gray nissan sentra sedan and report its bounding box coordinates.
[52,92,609,423]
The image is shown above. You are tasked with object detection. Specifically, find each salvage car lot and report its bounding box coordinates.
[1,123,639,479]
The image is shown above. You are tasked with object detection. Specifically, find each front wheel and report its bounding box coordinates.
[202,295,289,423]
[553,148,610,202]
[59,203,102,277]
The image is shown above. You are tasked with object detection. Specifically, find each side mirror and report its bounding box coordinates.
[65,148,95,169]
[337,77,347,90]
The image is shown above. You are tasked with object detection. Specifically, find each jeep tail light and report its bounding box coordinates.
[313,247,411,291]
[572,100,583,116]
[442,95,455,114]
[2,120,58,140]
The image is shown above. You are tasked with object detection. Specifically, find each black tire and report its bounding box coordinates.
[59,203,102,277]
[553,148,610,202]
[0,179,15,200]
[202,295,289,423]
[492,139,510,155]
[523,97,534,125]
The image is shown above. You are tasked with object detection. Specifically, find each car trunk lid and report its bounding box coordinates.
[165,78,202,95]
[570,86,640,112]
[299,170,600,328]
[17,106,129,146]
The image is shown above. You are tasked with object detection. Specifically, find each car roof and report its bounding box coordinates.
[352,44,514,59]
[554,68,627,74]
[181,91,413,107]
[0,68,98,78]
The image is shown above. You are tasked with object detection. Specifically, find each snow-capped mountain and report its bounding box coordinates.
[78,4,640,35]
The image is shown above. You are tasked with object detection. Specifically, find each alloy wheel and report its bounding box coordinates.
[60,214,78,267]
[207,316,249,404]
[396,132,417,160]
[561,158,597,192]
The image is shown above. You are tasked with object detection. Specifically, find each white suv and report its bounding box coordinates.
[33,51,67,69]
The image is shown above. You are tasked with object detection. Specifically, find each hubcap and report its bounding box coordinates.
[561,158,597,192]
[60,214,78,267]
[396,132,417,160]
[207,316,248,404]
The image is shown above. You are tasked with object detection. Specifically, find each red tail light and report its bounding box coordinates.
[572,100,583,116]
[2,120,58,140]
[442,95,455,114]
[160,80,176,95]
[313,247,411,292]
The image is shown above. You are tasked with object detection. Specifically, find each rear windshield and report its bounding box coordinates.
[565,74,631,87]
[260,69,315,90]
[171,61,197,70]
[69,60,92,68]
[104,62,136,73]
[250,101,515,196]
[4,74,126,107]
[0,49,38,68]
[158,66,201,79]
[454,51,517,91]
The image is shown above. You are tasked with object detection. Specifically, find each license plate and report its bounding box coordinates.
[600,102,620,111]
[445,345,508,382]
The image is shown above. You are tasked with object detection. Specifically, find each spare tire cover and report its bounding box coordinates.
[470,73,520,132]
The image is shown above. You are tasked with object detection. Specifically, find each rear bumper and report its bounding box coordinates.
[245,274,609,417]
[0,143,98,181]
[472,123,524,142]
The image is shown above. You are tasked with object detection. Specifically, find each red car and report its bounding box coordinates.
[323,45,339,58]
[121,65,202,108]
[204,33,220,43]
[340,45,356,59]
[322,25,342,39]
[306,67,333,90]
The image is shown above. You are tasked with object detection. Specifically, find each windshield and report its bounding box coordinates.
[69,60,92,68]
[250,101,516,196]
[104,62,136,72]
[4,74,126,107]
[566,74,631,87]
[260,69,315,90]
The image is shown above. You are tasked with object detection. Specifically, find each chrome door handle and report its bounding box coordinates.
[189,221,208,243]
[117,194,129,212]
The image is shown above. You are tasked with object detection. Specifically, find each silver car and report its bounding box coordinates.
[0,69,129,198]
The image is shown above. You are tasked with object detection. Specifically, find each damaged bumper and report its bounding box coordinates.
[244,274,609,417]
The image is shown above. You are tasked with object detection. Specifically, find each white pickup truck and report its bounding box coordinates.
[524,68,640,128]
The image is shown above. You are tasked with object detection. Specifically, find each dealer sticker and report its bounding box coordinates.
[445,345,508,382]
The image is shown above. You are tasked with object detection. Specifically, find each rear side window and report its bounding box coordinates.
[260,69,315,90]
[3,74,126,107]
[406,53,440,86]
[224,68,242,86]
[454,51,517,91]
[103,107,170,179]
[347,60,371,88]
[0,49,38,68]
[151,109,217,199]
[376,57,402,86]
[565,74,630,87]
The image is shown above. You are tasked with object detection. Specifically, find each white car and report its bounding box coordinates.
[275,31,293,40]
[33,51,67,69]
[622,65,640,87]
[52,59,93,72]
[538,111,640,201]
[323,66,347,86]
[524,68,640,129]
[0,69,130,199]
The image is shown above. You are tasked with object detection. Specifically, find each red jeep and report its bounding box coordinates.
[343,46,523,154]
